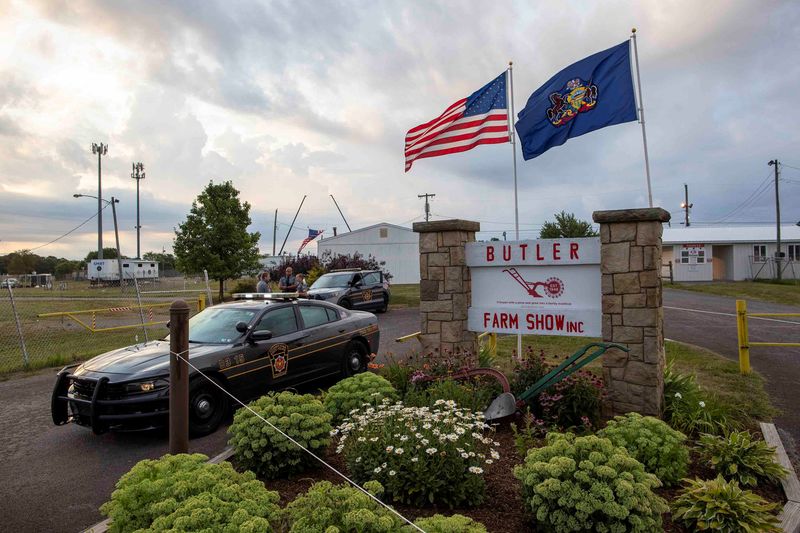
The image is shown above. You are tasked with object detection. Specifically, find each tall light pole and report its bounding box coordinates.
[131,162,145,259]
[769,159,782,280]
[91,143,108,259]
[680,183,693,227]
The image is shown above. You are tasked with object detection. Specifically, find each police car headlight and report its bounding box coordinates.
[125,378,169,393]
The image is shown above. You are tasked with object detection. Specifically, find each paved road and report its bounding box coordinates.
[0,307,420,533]
[663,288,800,449]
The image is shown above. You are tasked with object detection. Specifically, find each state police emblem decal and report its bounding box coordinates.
[268,343,289,378]
[547,78,598,127]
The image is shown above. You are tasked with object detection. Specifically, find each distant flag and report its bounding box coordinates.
[404,72,510,172]
[298,229,323,254]
[515,41,637,160]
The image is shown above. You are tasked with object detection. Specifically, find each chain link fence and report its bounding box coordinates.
[0,272,213,374]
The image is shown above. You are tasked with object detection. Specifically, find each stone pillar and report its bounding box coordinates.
[412,219,480,357]
[592,208,670,417]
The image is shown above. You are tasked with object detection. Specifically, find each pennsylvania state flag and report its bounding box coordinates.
[515,41,637,160]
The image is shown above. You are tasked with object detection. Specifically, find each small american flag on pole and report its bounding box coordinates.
[298,229,323,254]
[404,72,510,172]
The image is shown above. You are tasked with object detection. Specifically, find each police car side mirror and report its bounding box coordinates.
[235,321,249,333]
[250,330,273,342]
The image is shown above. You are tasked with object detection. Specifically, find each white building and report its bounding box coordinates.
[662,226,800,282]
[317,223,420,284]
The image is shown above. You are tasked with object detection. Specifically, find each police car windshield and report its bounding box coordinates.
[186,308,256,344]
[311,273,354,289]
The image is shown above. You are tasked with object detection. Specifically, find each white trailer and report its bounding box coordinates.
[87,259,159,283]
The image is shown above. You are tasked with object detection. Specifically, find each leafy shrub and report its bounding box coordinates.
[696,431,787,487]
[228,391,332,479]
[510,409,548,456]
[413,514,488,532]
[335,399,498,508]
[598,412,689,486]
[513,432,667,532]
[100,453,280,532]
[281,480,405,533]
[404,379,497,413]
[672,476,781,532]
[231,278,257,293]
[379,354,416,397]
[323,372,398,425]
[510,347,549,397]
[663,364,738,436]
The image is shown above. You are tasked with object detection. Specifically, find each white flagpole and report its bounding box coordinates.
[631,28,653,208]
[507,61,523,359]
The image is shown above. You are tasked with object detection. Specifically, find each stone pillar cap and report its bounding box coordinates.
[413,219,480,233]
[593,208,670,223]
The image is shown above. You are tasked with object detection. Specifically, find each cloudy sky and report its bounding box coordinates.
[1,0,799,260]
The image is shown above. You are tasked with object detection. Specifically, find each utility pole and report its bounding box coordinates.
[680,183,693,227]
[330,195,352,232]
[418,193,435,222]
[131,162,145,259]
[91,143,108,259]
[272,209,277,256]
[769,159,782,280]
[110,197,124,288]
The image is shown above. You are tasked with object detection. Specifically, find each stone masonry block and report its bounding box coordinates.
[444,267,463,293]
[600,224,610,244]
[429,267,444,281]
[629,246,644,271]
[602,274,614,295]
[427,252,450,267]
[442,231,466,247]
[603,348,630,368]
[449,246,465,266]
[627,343,644,361]
[639,270,659,288]
[636,221,662,245]
[613,272,641,294]
[643,336,662,364]
[420,299,452,313]
[426,320,441,334]
[419,254,428,278]
[613,326,643,343]
[623,361,660,386]
[452,293,468,320]
[601,242,630,274]
[623,308,657,327]
[602,295,622,314]
[419,232,438,253]
[643,246,660,270]
[441,321,463,342]
[602,314,612,340]
[420,280,438,301]
[623,294,647,308]
[429,312,453,321]
[610,222,637,242]
[612,314,622,325]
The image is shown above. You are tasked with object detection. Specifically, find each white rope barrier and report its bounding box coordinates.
[170,349,425,532]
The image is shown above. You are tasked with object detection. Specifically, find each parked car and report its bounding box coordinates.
[51,294,379,436]
[307,269,390,313]
[1,278,18,288]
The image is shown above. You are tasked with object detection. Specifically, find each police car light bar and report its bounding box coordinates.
[232,292,300,301]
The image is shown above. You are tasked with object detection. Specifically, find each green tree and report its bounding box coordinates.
[54,260,81,279]
[143,251,177,271]
[7,250,37,274]
[84,248,122,262]
[539,211,598,239]
[173,181,261,300]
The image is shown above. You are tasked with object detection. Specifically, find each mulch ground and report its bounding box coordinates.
[246,422,787,533]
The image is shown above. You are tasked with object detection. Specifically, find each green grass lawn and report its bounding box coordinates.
[666,280,800,307]
[389,283,420,307]
[494,334,775,424]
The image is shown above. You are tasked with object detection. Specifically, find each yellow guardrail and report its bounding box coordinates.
[393,330,498,358]
[37,295,205,333]
[736,299,800,374]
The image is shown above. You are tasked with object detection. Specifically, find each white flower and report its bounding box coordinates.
[355,457,362,463]
[389,470,396,476]
[468,466,484,474]
[382,462,387,468]
[485,459,494,465]
[425,447,437,455]
[330,429,339,436]
[699,401,706,408]
[434,399,446,406]
[421,438,429,445]
[357,437,366,442]
[674,392,683,399]
[374,466,382,473]
[411,457,419,463]
[394,448,404,455]
[386,446,394,453]
[422,423,432,429]
[490,450,500,460]
[461,452,469,459]
[370,437,379,442]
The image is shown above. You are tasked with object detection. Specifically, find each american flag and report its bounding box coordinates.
[404,72,510,172]
[298,229,323,254]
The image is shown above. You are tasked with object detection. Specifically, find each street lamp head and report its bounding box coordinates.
[768,160,776,166]
[73,193,81,198]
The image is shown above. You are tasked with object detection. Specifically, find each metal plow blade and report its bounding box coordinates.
[483,392,519,421]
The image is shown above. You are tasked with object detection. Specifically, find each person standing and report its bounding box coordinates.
[256,272,269,293]
[295,273,308,296]
[279,267,297,292]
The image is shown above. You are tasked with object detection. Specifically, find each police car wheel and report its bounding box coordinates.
[339,298,352,310]
[188,376,229,437]
[342,341,367,376]
[376,295,389,313]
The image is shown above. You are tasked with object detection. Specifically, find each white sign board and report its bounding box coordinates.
[466,238,601,337]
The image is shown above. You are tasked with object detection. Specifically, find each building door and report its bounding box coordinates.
[712,245,733,280]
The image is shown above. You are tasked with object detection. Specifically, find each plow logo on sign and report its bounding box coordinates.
[503,268,564,299]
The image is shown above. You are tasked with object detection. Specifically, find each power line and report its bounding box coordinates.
[28,203,110,252]
[710,171,774,223]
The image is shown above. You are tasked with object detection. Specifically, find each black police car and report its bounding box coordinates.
[51,294,379,436]
[307,269,390,312]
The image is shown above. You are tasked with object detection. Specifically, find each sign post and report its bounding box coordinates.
[466,238,601,337]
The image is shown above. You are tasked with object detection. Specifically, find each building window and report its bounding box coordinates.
[379,228,388,238]
[789,244,800,261]
[753,245,767,262]
[696,250,705,264]
[680,250,690,264]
